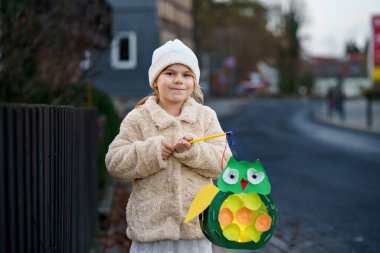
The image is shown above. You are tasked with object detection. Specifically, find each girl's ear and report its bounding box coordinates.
[152,81,157,88]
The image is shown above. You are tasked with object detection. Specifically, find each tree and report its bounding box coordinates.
[0,0,111,104]
[345,40,360,54]
[193,0,279,83]
[0,0,115,193]
[277,1,304,94]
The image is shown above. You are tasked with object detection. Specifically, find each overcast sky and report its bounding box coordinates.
[260,0,380,57]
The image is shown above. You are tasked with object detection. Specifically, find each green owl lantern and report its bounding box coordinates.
[184,156,277,250]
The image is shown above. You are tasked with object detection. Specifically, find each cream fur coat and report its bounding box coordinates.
[105,96,231,242]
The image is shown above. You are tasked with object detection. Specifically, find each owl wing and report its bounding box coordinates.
[183,184,219,223]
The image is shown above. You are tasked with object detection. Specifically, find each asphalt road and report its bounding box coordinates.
[218,98,380,253]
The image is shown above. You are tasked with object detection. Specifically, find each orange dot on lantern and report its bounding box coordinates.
[236,207,253,225]
[218,208,234,226]
[255,214,272,232]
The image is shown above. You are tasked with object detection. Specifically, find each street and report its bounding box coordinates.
[218,99,380,253]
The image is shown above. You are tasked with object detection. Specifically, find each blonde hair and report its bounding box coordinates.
[135,69,204,108]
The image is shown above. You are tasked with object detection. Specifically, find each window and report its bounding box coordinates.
[111,31,137,69]
[350,62,360,76]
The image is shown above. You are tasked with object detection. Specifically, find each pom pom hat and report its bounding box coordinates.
[148,39,200,87]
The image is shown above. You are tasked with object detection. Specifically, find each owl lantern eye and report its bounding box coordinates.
[247,168,265,185]
[223,168,239,184]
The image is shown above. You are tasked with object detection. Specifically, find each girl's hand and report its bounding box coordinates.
[174,136,193,153]
[161,141,174,160]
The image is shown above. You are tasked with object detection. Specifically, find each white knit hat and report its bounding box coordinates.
[148,39,200,87]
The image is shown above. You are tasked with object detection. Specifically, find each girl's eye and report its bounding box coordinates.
[165,72,174,76]
[183,73,193,78]
[247,168,265,185]
[223,168,239,184]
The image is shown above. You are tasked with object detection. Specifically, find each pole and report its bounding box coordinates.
[366,93,373,128]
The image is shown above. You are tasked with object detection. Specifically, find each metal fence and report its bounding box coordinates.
[0,104,98,253]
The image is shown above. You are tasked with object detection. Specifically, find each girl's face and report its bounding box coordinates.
[153,64,195,106]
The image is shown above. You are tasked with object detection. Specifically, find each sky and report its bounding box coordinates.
[261,0,380,58]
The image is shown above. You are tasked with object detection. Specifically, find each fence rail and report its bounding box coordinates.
[0,104,98,253]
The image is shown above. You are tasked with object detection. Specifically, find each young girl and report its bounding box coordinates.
[105,39,231,253]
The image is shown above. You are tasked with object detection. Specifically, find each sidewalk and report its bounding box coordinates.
[313,99,380,135]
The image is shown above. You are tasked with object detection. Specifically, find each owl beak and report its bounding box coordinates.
[241,178,248,190]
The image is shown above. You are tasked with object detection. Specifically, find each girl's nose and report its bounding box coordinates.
[174,74,183,84]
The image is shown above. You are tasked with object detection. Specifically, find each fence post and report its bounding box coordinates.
[0,106,5,253]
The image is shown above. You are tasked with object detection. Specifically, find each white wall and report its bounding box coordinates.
[313,77,371,98]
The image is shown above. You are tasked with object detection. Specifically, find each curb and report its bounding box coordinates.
[312,107,380,136]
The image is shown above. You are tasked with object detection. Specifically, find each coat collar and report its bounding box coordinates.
[144,96,198,129]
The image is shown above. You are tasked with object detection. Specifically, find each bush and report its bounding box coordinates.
[91,86,122,194]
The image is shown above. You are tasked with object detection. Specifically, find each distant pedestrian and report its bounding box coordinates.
[105,39,231,253]
[326,86,336,117]
[335,78,345,120]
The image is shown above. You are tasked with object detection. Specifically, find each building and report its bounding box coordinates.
[91,0,194,110]
[304,53,371,98]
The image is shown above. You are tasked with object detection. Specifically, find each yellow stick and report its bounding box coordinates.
[189,132,226,144]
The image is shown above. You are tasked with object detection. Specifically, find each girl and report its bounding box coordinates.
[105,39,231,253]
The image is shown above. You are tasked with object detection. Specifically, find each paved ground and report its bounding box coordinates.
[206,97,380,253]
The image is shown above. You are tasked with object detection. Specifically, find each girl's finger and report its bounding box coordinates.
[183,141,191,149]
[183,135,193,142]
[162,142,174,151]
[162,149,172,156]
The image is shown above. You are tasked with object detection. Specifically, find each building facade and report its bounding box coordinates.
[92,0,194,105]
[304,54,371,98]
[158,0,194,48]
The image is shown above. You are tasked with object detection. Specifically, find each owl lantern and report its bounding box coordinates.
[184,156,277,250]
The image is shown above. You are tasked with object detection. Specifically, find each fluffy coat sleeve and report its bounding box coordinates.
[173,108,231,178]
[105,110,167,180]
